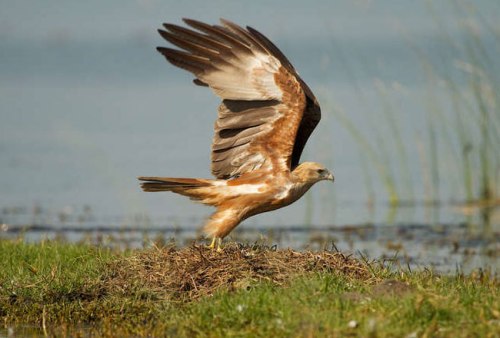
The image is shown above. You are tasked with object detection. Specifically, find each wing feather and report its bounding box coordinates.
[162,23,230,53]
[158,29,221,59]
[157,18,321,178]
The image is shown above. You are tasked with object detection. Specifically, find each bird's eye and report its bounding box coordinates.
[316,169,326,175]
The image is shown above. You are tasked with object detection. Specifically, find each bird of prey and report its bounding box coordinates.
[139,18,334,250]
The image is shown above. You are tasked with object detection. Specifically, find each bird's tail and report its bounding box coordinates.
[138,176,220,205]
[139,176,244,238]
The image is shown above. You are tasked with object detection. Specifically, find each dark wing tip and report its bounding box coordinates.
[182,18,201,27]
[156,46,178,55]
[245,25,258,35]
[162,22,184,32]
[157,29,168,40]
[193,78,209,87]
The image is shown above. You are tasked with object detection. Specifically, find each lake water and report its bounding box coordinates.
[1,1,499,272]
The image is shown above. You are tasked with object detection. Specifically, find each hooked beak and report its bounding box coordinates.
[324,171,335,182]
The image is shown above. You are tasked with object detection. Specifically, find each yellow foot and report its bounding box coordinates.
[207,237,222,252]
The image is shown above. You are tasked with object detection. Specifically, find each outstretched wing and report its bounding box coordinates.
[157,18,321,179]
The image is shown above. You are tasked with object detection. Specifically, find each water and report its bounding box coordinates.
[1,1,499,271]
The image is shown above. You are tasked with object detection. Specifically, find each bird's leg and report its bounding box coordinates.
[207,237,223,252]
[208,237,216,249]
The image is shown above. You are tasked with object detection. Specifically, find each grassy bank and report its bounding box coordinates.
[0,240,498,337]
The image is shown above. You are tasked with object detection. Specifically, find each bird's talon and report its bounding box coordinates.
[207,237,222,252]
[207,237,216,249]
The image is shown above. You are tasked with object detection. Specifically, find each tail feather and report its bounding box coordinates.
[138,176,218,204]
[139,177,210,190]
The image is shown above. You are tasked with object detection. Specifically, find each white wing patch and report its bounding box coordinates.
[228,183,266,195]
[203,52,282,101]
[212,180,265,196]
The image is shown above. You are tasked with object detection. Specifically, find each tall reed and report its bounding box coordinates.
[326,1,499,208]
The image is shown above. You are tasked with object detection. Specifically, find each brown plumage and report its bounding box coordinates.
[139,18,334,246]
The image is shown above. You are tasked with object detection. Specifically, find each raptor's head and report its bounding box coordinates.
[292,162,334,185]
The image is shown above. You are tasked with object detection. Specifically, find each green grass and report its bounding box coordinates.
[1,240,499,337]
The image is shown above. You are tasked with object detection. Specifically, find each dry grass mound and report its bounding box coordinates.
[101,243,375,301]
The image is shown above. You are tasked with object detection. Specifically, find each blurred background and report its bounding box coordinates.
[1,1,499,270]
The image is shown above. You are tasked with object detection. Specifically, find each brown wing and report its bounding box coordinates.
[157,18,321,178]
[241,24,321,169]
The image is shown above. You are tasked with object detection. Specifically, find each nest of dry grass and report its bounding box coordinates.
[100,243,375,301]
